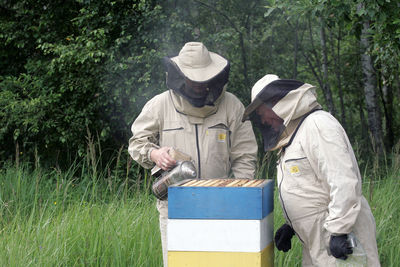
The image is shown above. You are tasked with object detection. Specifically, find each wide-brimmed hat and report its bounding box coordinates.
[242,74,308,122]
[170,42,228,82]
[242,74,280,121]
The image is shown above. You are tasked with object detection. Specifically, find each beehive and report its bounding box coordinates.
[168,178,274,267]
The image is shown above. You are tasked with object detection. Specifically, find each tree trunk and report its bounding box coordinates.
[331,27,346,128]
[303,19,332,113]
[320,17,336,116]
[239,33,249,87]
[357,90,368,142]
[360,19,384,154]
[397,74,400,100]
[380,75,394,149]
[193,0,249,87]
[293,19,299,79]
[355,80,369,148]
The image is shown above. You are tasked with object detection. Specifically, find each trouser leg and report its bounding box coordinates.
[292,212,335,267]
[354,198,381,267]
[157,200,168,267]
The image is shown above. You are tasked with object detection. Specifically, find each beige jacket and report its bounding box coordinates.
[273,85,380,266]
[128,90,257,179]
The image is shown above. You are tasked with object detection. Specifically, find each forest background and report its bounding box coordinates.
[1,0,400,266]
[1,0,400,167]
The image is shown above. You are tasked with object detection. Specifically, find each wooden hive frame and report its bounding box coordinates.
[178,179,265,188]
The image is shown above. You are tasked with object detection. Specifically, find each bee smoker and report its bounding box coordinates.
[151,161,197,200]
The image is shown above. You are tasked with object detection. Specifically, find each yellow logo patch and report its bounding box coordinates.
[289,166,299,174]
[218,133,226,142]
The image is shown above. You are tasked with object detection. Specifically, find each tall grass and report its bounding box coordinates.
[0,194,161,266]
[0,152,162,266]
[1,147,399,266]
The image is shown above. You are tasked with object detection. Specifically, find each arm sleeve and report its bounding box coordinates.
[128,99,161,169]
[229,104,258,179]
[302,116,362,235]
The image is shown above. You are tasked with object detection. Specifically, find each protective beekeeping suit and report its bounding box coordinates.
[128,42,257,266]
[242,74,380,267]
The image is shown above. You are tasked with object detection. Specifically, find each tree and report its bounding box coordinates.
[1,0,400,166]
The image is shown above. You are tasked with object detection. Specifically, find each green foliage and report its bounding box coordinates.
[1,0,400,166]
[354,0,400,83]
[0,0,164,164]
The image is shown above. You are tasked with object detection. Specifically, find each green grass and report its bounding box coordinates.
[0,162,162,267]
[0,197,161,266]
[0,159,399,266]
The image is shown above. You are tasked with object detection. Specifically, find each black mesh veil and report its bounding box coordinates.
[245,79,305,151]
[163,57,230,107]
[257,80,304,107]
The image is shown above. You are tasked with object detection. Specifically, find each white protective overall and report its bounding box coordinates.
[129,91,257,266]
[273,85,380,266]
[128,43,258,267]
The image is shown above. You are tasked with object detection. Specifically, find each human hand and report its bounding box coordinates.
[150,147,177,171]
[274,223,295,252]
[329,234,353,260]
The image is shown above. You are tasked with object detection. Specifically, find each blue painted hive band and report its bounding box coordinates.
[168,179,274,220]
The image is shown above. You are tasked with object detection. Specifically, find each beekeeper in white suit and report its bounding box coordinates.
[128,42,257,266]
[242,74,380,266]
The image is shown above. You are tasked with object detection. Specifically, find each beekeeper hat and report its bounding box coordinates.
[164,42,230,108]
[242,74,309,122]
[170,42,228,82]
[242,74,280,121]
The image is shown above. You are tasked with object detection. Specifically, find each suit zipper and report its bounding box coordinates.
[162,127,184,132]
[278,161,305,243]
[195,124,201,178]
[285,157,306,163]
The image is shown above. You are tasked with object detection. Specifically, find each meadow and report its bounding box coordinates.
[0,154,399,266]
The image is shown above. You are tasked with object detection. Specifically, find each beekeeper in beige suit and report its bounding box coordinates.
[128,42,257,266]
[242,74,380,266]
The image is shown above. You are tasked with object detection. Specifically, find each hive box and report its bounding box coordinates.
[168,179,274,267]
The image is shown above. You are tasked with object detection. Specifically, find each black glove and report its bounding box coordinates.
[274,223,295,252]
[329,234,353,260]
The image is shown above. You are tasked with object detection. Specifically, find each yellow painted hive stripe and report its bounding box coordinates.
[179,179,269,187]
[168,242,274,267]
[181,179,199,186]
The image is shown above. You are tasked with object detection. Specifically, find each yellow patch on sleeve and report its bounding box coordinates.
[289,166,299,174]
[218,133,226,142]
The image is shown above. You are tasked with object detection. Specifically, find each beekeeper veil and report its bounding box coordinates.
[163,42,230,108]
[242,74,321,151]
